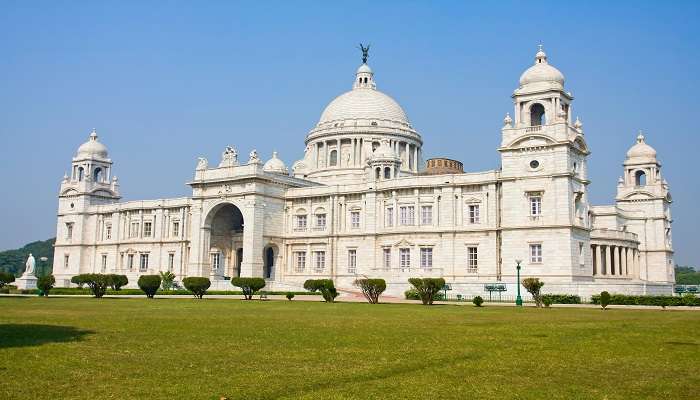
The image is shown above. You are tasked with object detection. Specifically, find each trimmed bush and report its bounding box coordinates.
[230,277,266,300]
[286,292,295,301]
[303,279,339,303]
[541,294,581,304]
[472,295,484,307]
[37,274,56,296]
[407,278,446,305]
[521,277,545,307]
[137,275,162,298]
[543,296,553,308]
[0,271,15,288]
[106,274,128,291]
[599,291,611,310]
[591,293,699,307]
[182,277,211,299]
[160,271,176,290]
[71,275,87,288]
[404,288,420,300]
[682,293,697,306]
[353,278,386,304]
[77,274,110,298]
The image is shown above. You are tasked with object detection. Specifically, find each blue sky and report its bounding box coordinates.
[0,1,698,266]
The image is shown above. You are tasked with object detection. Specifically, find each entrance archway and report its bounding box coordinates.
[205,203,244,278]
[263,245,278,280]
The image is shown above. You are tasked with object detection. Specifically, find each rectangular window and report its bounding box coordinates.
[530,196,542,216]
[105,224,112,240]
[348,249,357,274]
[168,253,175,272]
[468,205,480,224]
[64,255,69,269]
[350,211,361,228]
[467,247,478,273]
[399,206,415,226]
[315,214,326,230]
[383,248,391,270]
[101,254,107,273]
[130,222,140,238]
[139,253,149,272]
[143,222,152,237]
[421,206,433,225]
[127,254,134,270]
[420,248,433,270]
[314,251,326,273]
[294,215,307,231]
[211,253,221,271]
[530,244,543,263]
[400,248,411,271]
[294,251,306,272]
[66,223,73,240]
[172,221,180,237]
[385,207,393,227]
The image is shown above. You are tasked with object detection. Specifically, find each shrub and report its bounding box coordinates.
[182,277,211,299]
[77,274,110,298]
[137,275,162,298]
[71,275,87,288]
[591,293,698,307]
[541,294,581,304]
[407,278,446,305]
[542,296,553,308]
[0,271,15,288]
[353,278,386,304]
[404,288,420,300]
[682,293,697,306]
[303,279,339,303]
[37,274,56,296]
[160,271,176,290]
[106,274,128,291]
[230,277,266,300]
[600,291,611,310]
[472,295,484,307]
[286,292,295,301]
[521,277,545,307]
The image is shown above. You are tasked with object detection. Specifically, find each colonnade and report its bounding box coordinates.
[311,137,420,172]
[590,244,639,278]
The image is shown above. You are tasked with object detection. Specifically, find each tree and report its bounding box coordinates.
[521,277,545,307]
[37,274,56,296]
[472,295,484,307]
[0,271,15,288]
[600,291,611,310]
[71,274,87,289]
[675,265,700,285]
[182,277,211,299]
[353,278,386,304]
[81,274,109,298]
[407,278,446,305]
[230,277,266,300]
[138,275,162,298]
[160,271,176,290]
[106,274,128,291]
[304,279,339,303]
[286,292,295,301]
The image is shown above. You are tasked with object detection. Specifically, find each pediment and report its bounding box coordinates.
[393,238,415,248]
[509,134,555,148]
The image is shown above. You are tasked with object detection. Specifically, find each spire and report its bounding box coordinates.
[535,44,548,64]
[636,130,645,143]
[90,128,98,141]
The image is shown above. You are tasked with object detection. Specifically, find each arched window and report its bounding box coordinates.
[329,150,338,166]
[77,167,84,182]
[635,170,646,186]
[530,103,545,126]
[94,167,103,183]
[384,167,391,179]
[375,167,381,179]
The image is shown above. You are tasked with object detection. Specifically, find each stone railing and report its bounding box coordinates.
[591,228,638,244]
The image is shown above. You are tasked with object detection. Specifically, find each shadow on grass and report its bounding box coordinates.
[0,324,94,349]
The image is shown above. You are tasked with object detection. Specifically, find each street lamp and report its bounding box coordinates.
[515,259,523,306]
[39,257,48,277]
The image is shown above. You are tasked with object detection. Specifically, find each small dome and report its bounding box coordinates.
[519,46,565,89]
[263,151,289,175]
[357,63,372,74]
[370,139,399,160]
[626,132,657,162]
[76,129,109,159]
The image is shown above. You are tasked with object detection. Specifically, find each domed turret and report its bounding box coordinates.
[625,131,657,164]
[75,129,109,160]
[263,151,289,175]
[518,45,565,91]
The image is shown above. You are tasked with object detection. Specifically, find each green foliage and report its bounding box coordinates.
[106,274,128,290]
[37,274,56,296]
[137,275,162,298]
[182,277,211,299]
[541,294,581,304]
[71,275,87,288]
[472,295,484,307]
[591,293,699,307]
[404,288,420,300]
[407,278,446,305]
[682,293,697,306]
[286,292,295,301]
[521,277,545,307]
[75,274,110,298]
[159,271,176,290]
[599,291,611,309]
[353,278,386,304]
[0,271,15,288]
[675,265,700,284]
[303,279,339,303]
[0,238,55,276]
[230,277,266,300]
[542,296,553,308]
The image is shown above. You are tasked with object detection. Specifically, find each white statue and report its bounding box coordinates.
[219,146,239,167]
[24,253,36,277]
[248,149,261,164]
[196,157,208,170]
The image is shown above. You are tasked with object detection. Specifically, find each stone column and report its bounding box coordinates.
[240,199,264,277]
[604,246,611,275]
[413,145,419,172]
[621,247,628,276]
[594,245,601,276]
[611,245,617,276]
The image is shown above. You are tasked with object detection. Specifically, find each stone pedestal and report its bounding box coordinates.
[15,274,37,290]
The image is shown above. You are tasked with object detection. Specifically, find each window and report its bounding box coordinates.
[399,248,411,271]
[530,196,542,216]
[168,253,175,272]
[94,167,103,182]
[468,205,480,224]
[294,251,306,272]
[530,244,542,263]
[467,247,478,273]
[295,215,307,231]
[421,205,433,225]
[635,170,646,186]
[348,249,357,274]
[105,224,112,240]
[530,103,545,126]
[350,211,360,228]
[578,243,585,266]
[315,214,326,230]
[399,206,415,226]
[130,222,140,238]
[314,251,326,273]
[143,222,152,237]
[385,207,394,227]
[420,248,433,270]
[101,254,107,273]
[139,253,149,272]
[384,167,391,179]
[529,160,540,169]
[172,221,180,237]
[329,150,338,166]
[64,255,69,269]
[383,248,391,270]
[65,223,73,240]
[127,254,135,270]
[211,252,221,271]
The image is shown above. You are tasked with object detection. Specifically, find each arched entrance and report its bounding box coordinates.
[263,245,278,280]
[205,203,244,278]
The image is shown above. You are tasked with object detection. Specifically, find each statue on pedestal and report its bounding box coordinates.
[23,253,36,277]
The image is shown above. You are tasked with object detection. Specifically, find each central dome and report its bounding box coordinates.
[318,89,409,126]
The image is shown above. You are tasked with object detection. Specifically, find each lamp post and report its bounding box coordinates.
[515,259,523,306]
[39,257,48,277]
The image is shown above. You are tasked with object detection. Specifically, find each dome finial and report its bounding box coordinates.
[535,44,547,64]
[637,130,645,143]
[90,128,98,140]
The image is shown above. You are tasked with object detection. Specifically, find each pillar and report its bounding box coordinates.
[611,245,617,276]
[594,245,601,276]
[621,247,628,276]
[604,246,611,275]
[240,200,264,277]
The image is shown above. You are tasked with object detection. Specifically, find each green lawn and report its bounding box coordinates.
[1,297,698,399]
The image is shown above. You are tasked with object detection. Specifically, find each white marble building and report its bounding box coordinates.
[52,47,675,297]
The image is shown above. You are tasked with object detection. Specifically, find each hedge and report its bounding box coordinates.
[590,294,699,307]
[36,287,321,296]
[541,294,582,304]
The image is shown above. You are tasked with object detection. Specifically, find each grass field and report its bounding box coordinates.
[1,297,699,399]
